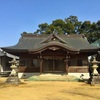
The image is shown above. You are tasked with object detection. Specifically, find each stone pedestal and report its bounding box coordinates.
[6,76,21,84]
[89,57,100,85]
[90,74,100,85]
[5,58,21,84]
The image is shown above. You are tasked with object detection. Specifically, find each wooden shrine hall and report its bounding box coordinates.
[2,33,99,77]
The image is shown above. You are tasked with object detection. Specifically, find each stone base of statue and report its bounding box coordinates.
[88,56,100,85]
[5,68,21,84]
[6,75,21,84]
[5,58,21,84]
[89,74,100,85]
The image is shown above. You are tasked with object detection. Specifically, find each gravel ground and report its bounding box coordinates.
[0,77,100,100]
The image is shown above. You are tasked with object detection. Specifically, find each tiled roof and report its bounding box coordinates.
[0,49,19,58]
[0,51,5,56]
[2,33,99,53]
[91,39,100,47]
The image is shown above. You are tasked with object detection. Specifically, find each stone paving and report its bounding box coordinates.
[27,73,79,81]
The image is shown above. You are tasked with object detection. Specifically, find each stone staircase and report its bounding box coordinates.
[27,73,79,81]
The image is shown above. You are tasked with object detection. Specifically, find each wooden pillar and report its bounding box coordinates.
[39,53,43,74]
[65,59,68,74]
[53,59,55,72]
[40,59,43,74]
[65,54,70,74]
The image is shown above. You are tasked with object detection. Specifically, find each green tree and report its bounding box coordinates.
[34,23,49,34]
[52,19,66,34]
[65,16,82,34]
[83,21,100,43]
[32,15,100,43]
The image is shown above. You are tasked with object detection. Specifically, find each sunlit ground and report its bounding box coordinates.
[0,77,100,100]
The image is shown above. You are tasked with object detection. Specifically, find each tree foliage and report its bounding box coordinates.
[22,15,100,43]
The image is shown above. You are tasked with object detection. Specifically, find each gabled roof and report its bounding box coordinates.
[1,33,99,54]
[0,50,6,56]
[0,49,19,58]
[91,39,100,47]
[40,33,67,44]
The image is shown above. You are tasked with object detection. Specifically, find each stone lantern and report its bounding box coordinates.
[92,57,99,75]
[6,58,21,84]
[90,56,100,85]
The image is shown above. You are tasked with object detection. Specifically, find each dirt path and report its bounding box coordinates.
[0,78,100,100]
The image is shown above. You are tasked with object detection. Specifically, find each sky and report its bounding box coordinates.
[0,0,100,47]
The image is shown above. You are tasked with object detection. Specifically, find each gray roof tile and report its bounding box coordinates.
[2,34,99,53]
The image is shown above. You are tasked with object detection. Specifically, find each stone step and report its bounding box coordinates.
[40,73,66,77]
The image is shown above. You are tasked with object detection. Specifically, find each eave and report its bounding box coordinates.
[29,42,80,54]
